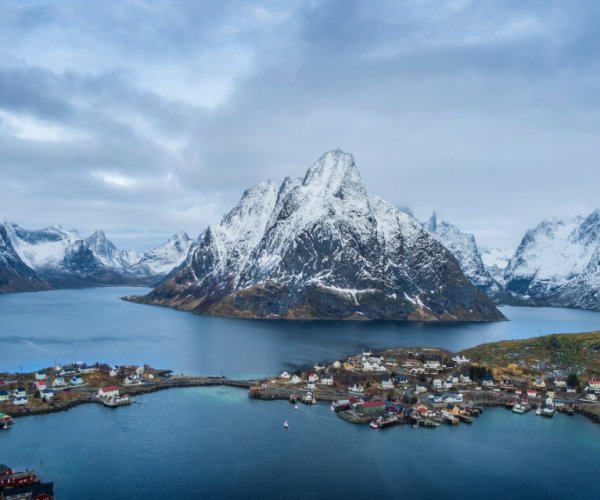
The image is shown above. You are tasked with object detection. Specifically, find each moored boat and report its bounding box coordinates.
[541,407,554,418]
[0,412,13,430]
[331,399,351,412]
[283,420,289,429]
[376,415,399,429]
[512,403,526,414]
[102,394,131,408]
[369,420,379,429]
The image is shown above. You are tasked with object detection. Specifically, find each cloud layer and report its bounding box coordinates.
[1,0,599,251]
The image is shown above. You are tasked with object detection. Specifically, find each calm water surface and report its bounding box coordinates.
[1,287,599,376]
[1,288,599,499]
[1,388,599,499]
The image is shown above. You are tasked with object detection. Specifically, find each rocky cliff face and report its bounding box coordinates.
[0,222,49,292]
[134,150,504,321]
[503,211,600,311]
[425,214,502,296]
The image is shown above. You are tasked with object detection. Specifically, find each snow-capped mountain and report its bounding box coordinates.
[425,213,502,295]
[503,211,600,311]
[129,232,193,278]
[481,247,513,286]
[133,150,503,321]
[2,224,191,289]
[0,222,49,292]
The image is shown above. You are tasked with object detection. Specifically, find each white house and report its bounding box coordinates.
[52,377,67,388]
[0,390,10,402]
[41,389,54,402]
[459,374,471,384]
[482,379,495,387]
[332,361,341,369]
[380,379,394,390]
[280,371,291,379]
[12,388,26,398]
[362,362,373,372]
[290,375,301,385]
[348,383,365,395]
[98,386,120,398]
[545,396,554,407]
[70,375,84,386]
[451,355,470,364]
[415,384,427,394]
[109,367,118,377]
[320,375,334,386]
[424,360,441,370]
[588,379,600,390]
[35,379,47,392]
[554,379,567,388]
[432,379,443,390]
[13,396,28,406]
[35,371,46,381]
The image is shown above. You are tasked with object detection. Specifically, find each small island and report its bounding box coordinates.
[1,332,599,431]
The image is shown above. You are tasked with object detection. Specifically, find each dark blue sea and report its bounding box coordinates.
[1,288,599,499]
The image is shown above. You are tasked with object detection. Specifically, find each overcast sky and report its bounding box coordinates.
[1,1,599,252]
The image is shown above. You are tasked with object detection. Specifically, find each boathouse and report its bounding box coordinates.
[98,386,120,398]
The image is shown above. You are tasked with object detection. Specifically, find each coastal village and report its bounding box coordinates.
[0,334,598,497]
[1,332,599,435]
[250,331,600,428]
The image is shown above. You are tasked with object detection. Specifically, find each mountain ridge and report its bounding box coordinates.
[132,150,504,321]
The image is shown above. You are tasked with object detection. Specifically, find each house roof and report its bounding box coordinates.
[0,464,11,474]
[361,400,386,408]
[100,385,119,392]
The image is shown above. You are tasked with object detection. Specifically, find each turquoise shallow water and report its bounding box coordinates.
[1,387,599,499]
[1,288,599,499]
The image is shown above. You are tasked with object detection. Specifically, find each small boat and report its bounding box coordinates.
[283,420,289,429]
[331,399,351,412]
[512,403,526,414]
[369,420,379,430]
[294,405,299,411]
[0,412,13,430]
[536,406,542,416]
[541,407,554,418]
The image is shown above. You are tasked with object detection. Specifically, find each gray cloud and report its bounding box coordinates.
[1,0,599,252]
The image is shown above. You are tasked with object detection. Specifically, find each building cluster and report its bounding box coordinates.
[0,464,53,500]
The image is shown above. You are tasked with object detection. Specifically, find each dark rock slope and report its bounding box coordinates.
[133,150,504,321]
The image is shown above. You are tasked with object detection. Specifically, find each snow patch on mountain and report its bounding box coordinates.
[137,150,503,321]
[129,232,193,277]
[504,211,600,310]
[425,213,501,294]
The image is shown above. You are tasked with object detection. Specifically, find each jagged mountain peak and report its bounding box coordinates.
[426,212,437,233]
[136,150,503,321]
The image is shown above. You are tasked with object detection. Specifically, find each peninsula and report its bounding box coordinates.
[1,331,598,429]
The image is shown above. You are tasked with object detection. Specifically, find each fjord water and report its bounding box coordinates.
[1,287,600,376]
[1,387,600,499]
[1,287,600,499]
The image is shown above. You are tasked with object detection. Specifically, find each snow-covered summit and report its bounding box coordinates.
[425,213,501,295]
[129,231,193,277]
[504,211,600,310]
[136,150,503,321]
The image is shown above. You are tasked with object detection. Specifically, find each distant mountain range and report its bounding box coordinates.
[423,211,600,312]
[2,150,598,316]
[0,222,192,292]
[130,150,503,321]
